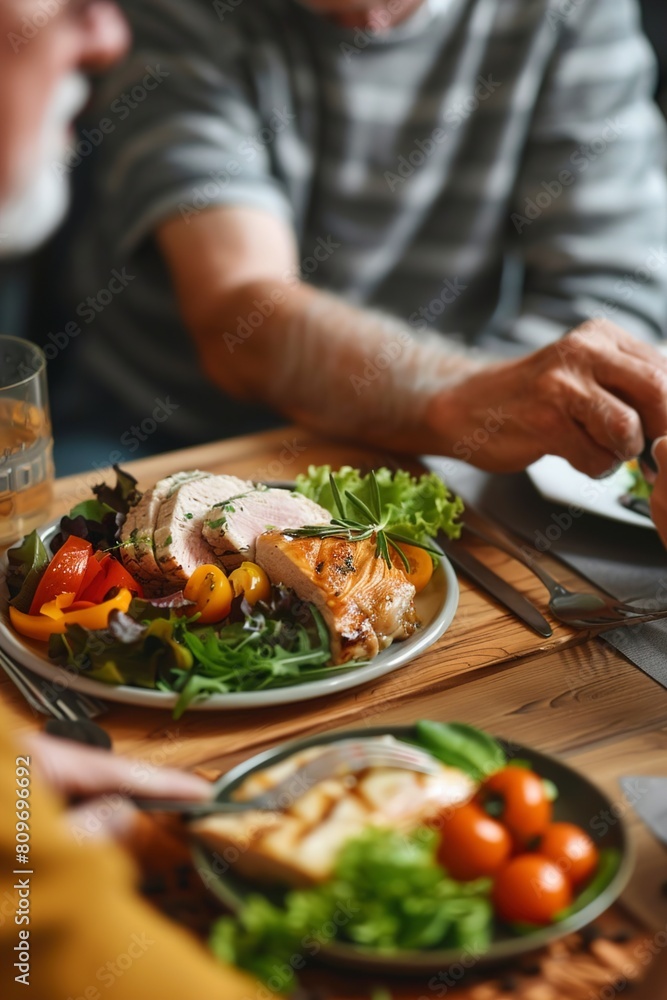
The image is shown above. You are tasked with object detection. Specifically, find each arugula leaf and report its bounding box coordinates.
[295,465,463,546]
[47,588,333,716]
[6,530,49,611]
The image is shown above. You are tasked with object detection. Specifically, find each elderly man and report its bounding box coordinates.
[61,0,667,477]
[0,9,270,999]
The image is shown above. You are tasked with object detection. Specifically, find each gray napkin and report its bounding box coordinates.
[426,457,667,688]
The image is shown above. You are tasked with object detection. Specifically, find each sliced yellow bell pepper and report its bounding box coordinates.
[39,592,76,619]
[9,588,133,642]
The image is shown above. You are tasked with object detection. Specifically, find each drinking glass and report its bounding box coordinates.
[0,336,54,545]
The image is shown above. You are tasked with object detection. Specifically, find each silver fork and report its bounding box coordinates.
[0,647,110,745]
[135,738,440,816]
[463,517,667,629]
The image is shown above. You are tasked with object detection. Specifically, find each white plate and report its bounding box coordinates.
[526,456,656,531]
[0,526,459,711]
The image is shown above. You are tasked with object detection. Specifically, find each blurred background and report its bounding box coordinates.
[2,0,667,477]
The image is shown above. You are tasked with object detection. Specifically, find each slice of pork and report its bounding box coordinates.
[120,471,212,594]
[202,489,331,570]
[152,473,252,592]
[254,531,418,664]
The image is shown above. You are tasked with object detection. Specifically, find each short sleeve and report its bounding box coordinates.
[87,0,294,253]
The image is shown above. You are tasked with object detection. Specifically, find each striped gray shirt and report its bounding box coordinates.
[68,0,667,446]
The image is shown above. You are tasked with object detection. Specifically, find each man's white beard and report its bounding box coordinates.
[0,73,90,258]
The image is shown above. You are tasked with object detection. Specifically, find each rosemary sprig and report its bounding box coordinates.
[287,472,440,569]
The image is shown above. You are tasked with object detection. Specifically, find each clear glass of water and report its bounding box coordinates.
[0,336,54,545]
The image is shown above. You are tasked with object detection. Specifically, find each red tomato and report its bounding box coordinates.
[30,536,92,614]
[434,802,512,881]
[492,855,573,925]
[538,823,599,887]
[477,767,552,845]
[389,543,434,593]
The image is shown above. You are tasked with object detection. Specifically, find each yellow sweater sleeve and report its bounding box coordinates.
[0,705,263,1000]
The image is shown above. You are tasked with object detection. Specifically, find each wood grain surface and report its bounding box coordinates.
[3,426,667,998]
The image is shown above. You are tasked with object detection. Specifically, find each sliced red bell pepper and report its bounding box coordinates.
[77,554,103,598]
[29,536,93,615]
[79,554,144,603]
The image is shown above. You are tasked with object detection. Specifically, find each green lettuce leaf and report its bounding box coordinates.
[6,530,49,612]
[209,827,493,986]
[295,465,463,546]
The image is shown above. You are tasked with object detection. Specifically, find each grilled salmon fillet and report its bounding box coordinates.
[192,740,475,886]
[254,532,419,664]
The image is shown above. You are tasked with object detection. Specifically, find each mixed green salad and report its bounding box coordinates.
[4,465,463,716]
[207,722,621,991]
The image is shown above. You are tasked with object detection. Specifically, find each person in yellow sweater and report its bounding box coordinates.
[0,2,267,997]
[1,718,263,999]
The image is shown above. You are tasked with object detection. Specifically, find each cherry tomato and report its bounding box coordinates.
[228,561,271,605]
[477,767,552,845]
[434,802,512,881]
[183,565,233,624]
[390,543,434,593]
[492,854,573,925]
[538,823,599,887]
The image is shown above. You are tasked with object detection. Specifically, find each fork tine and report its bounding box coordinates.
[236,739,441,813]
[0,651,67,719]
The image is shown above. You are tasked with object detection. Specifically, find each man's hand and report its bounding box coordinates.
[159,209,667,475]
[28,733,211,841]
[651,437,667,546]
[427,321,667,475]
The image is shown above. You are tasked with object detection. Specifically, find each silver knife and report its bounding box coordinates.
[619,776,667,846]
[438,533,553,638]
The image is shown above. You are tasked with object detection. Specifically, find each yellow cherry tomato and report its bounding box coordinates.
[183,564,233,624]
[228,561,271,605]
[390,543,435,593]
[9,588,133,642]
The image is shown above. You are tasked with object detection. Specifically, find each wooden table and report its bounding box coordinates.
[4,427,667,998]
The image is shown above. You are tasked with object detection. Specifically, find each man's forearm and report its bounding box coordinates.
[191,278,484,454]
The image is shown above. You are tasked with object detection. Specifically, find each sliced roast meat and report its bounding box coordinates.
[120,471,212,595]
[202,488,331,570]
[152,473,251,592]
[254,531,419,664]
